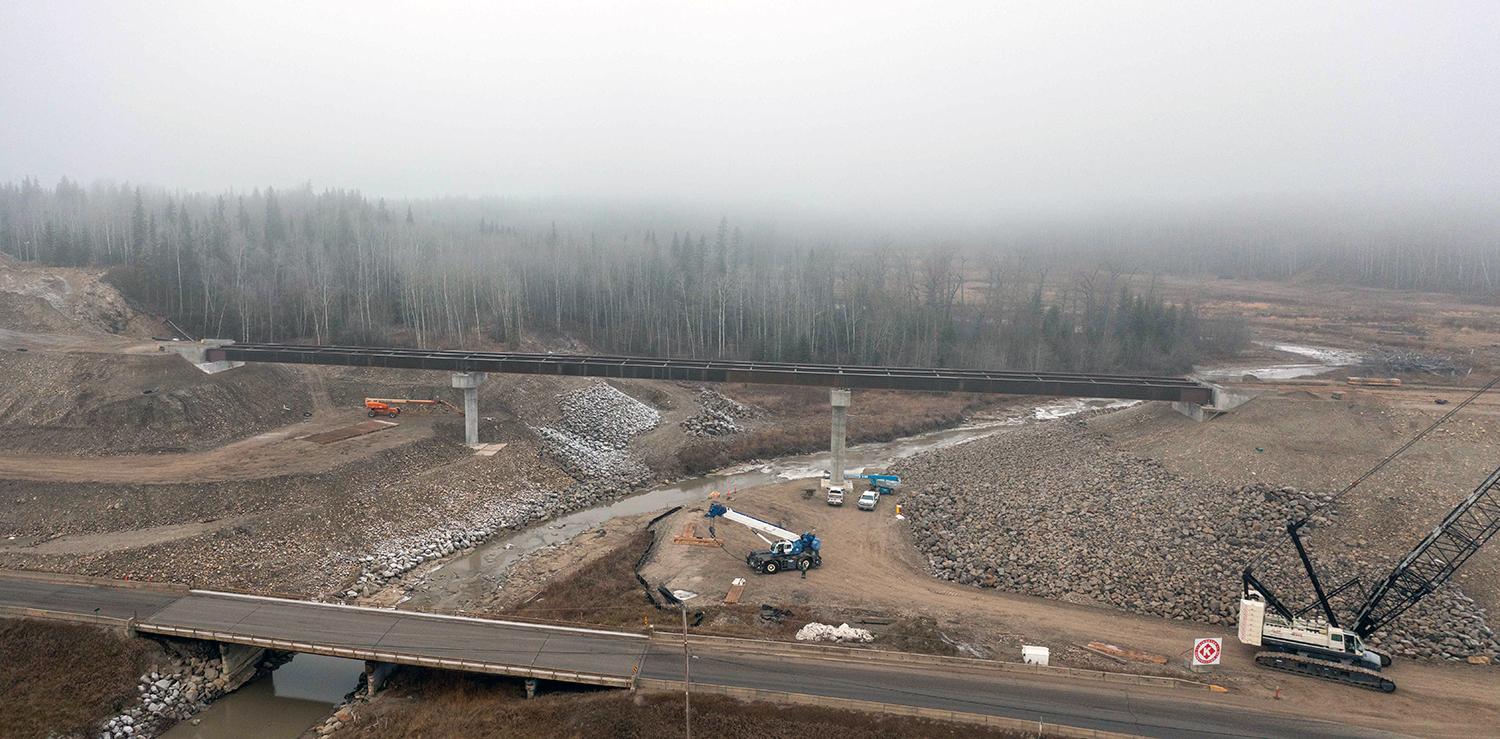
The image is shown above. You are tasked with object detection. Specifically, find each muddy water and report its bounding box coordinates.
[159,654,363,739]
[402,397,1141,611]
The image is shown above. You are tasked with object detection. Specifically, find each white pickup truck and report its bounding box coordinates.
[856,489,880,511]
[826,487,845,506]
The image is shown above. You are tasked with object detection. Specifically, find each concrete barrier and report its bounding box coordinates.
[653,632,1219,692]
[635,678,1143,738]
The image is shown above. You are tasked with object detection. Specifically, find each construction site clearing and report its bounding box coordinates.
[2,259,1500,738]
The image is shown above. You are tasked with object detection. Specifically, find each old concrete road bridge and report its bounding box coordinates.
[0,571,643,688]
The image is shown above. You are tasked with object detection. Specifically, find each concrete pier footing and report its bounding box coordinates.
[450,372,485,446]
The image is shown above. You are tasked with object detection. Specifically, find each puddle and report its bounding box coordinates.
[159,654,363,739]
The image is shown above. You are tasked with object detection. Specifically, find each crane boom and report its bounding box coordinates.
[1352,463,1500,636]
[706,503,797,542]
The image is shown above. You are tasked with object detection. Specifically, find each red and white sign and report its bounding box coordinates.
[1193,637,1222,666]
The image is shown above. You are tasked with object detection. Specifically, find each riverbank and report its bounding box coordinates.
[331,670,1028,739]
[0,619,162,739]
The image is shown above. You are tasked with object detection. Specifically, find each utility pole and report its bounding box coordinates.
[681,602,692,739]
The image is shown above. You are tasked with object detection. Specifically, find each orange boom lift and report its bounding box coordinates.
[363,397,463,418]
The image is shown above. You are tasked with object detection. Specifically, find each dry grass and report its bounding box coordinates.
[0,619,160,739]
[679,387,998,474]
[340,670,1031,739]
[501,528,659,628]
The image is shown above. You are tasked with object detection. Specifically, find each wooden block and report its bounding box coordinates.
[724,577,746,605]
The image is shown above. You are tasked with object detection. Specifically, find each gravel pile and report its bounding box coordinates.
[557,381,660,447]
[97,650,231,738]
[893,421,1499,663]
[534,381,659,481]
[681,388,754,437]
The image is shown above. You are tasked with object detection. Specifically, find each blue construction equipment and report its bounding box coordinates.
[846,473,902,494]
[706,502,822,575]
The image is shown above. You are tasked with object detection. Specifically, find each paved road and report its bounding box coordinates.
[638,644,1398,739]
[2,572,1401,738]
[0,574,179,619]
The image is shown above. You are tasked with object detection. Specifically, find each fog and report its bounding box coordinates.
[2,2,1496,222]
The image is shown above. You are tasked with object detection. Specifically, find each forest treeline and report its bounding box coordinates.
[0,178,1261,373]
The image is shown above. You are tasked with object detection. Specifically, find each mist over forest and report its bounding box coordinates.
[4,179,1496,373]
[4,3,1497,372]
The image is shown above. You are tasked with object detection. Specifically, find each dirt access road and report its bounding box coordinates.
[642,480,1500,739]
[0,410,436,484]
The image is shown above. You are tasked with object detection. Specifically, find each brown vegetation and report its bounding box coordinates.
[501,528,657,627]
[677,386,1000,474]
[0,619,160,739]
[338,670,1027,739]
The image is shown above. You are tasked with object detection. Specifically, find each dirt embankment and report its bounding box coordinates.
[1090,390,1500,622]
[0,433,580,595]
[0,350,313,456]
[0,619,165,739]
[0,254,163,337]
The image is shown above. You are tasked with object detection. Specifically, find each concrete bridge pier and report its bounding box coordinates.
[218,643,265,692]
[820,388,852,496]
[451,372,485,446]
[365,661,397,697]
[524,678,538,699]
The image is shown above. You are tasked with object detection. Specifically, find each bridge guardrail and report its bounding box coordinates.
[135,622,636,688]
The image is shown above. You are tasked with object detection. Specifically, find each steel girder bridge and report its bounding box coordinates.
[206,343,1214,404]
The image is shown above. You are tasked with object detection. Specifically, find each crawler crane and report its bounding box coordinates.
[1240,436,1500,691]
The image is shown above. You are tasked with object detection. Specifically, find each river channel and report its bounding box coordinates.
[162,343,1354,737]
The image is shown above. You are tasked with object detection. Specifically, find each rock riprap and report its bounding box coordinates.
[892,420,1499,663]
[534,381,659,481]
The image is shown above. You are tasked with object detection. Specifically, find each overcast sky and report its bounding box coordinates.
[2,2,1496,221]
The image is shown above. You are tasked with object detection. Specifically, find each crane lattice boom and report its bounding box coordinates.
[1353,464,1500,636]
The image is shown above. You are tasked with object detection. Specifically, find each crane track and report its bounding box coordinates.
[1254,651,1396,692]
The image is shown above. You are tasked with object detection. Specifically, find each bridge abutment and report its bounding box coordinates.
[1172,383,1259,422]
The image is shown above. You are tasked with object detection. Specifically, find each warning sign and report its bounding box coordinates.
[1193,637,1222,666]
